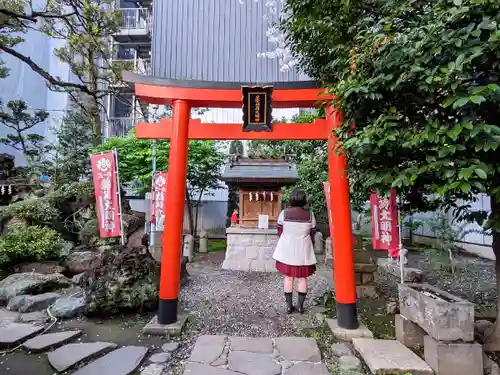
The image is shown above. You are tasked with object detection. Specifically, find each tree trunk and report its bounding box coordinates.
[185,188,195,235]
[193,191,204,236]
[484,196,500,351]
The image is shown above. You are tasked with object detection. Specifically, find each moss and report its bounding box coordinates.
[207,239,226,252]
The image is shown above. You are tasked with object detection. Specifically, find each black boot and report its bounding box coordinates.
[298,292,307,314]
[285,292,294,314]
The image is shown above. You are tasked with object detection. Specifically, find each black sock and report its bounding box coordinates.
[298,292,307,312]
[285,292,293,312]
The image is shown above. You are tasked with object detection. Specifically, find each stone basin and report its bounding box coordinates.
[398,283,474,342]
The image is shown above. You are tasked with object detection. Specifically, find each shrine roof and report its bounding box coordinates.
[221,157,299,185]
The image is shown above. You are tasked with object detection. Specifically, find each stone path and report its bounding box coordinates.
[183,335,329,375]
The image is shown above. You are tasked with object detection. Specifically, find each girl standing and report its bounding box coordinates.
[273,189,317,314]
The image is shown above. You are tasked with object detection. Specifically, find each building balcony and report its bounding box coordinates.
[112,58,152,76]
[114,8,151,43]
[104,117,144,139]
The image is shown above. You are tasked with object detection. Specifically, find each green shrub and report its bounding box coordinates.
[0,198,60,225]
[0,225,62,267]
[45,181,94,205]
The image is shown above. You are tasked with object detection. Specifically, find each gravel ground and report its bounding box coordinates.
[160,252,335,373]
[180,252,333,337]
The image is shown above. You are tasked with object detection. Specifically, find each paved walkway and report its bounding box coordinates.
[184,335,330,375]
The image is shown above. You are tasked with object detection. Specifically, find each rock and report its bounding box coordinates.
[149,352,171,363]
[162,342,179,352]
[63,251,103,274]
[274,337,321,362]
[83,247,160,316]
[0,322,45,348]
[19,311,50,324]
[331,343,353,357]
[60,241,75,257]
[127,228,145,249]
[72,272,86,286]
[228,351,282,375]
[386,300,399,315]
[13,262,65,275]
[47,341,118,372]
[51,296,86,318]
[476,320,494,335]
[338,355,363,372]
[121,214,145,236]
[23,330,81,352]
[7,292,60,313]
[0,272,71,304]
[72,346,148,375]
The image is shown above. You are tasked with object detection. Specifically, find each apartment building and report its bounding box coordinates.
[105,0,308,138]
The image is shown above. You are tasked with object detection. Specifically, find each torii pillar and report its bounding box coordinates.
[124,73,359,332]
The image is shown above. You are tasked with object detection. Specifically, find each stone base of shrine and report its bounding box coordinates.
[222,227,278,272]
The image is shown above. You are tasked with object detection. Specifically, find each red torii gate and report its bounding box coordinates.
[124,72,359,330]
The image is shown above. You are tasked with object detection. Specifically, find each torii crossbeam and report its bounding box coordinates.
[123,72,359,330]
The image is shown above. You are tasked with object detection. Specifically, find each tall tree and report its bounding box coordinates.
[283,0,500,347]
[0,0,127,144]
[0,99,51,176]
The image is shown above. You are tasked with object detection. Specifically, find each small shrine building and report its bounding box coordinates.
[220,157,299,272]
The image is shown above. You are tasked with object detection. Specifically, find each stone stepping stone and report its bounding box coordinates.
[284,362,330,375]
[23,330,82,352]
[72,345,148,375]
[0,309,19,328]
[183,362,240,375]
[189,335,227,364]
[0,322,45,348]
[230,337,273,354]
[352,338,433,375]
[48,341,117,372]
[228,351,281,375]
[274,337,321,362]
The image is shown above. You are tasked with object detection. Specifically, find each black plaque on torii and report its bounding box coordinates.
[241,85,273,132]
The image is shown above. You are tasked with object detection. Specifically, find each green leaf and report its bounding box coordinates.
[474,168,488,179]
[470,95,486,104]
[459,182,471,193]
[453,97,470,108]
[453,0,462,5]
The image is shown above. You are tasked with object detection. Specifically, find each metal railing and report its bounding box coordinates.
[118,8,151,30]
[104,117,144,139]
[112,58,151,75]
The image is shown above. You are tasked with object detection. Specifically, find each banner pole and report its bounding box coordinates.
[114,148,126,246]
[150,140,157,247]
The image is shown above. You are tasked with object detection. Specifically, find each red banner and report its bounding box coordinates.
[370,189,399,257]
[323,182,334,238]
[91,152,121,238]
[150,172,168,228]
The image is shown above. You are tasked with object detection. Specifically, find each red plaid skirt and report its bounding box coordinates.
[275,261,316,278]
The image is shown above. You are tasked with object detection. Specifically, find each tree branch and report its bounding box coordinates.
[0,44,95,95]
